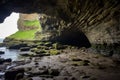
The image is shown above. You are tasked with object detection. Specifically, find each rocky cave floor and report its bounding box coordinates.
[0,41,120,80]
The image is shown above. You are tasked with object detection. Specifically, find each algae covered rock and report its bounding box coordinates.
[49,49,60,55]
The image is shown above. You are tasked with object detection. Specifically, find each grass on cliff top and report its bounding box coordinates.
[23,20,40,28]
[9,20,42,40]
[10,30,37,40]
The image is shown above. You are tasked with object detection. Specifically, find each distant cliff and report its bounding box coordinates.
[7,13,42,40]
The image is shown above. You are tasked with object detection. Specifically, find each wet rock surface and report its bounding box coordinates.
[8,43,28,49]
[0,51,4,55]
[20,47,30,51]
[5,68,24,80]
[0,41,120,80]
[0,58,12,64]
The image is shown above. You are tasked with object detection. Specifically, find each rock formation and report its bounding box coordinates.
[0,0,120,49]
[18,13,39,31]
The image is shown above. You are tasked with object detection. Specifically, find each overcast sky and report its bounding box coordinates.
[0,12,19,38]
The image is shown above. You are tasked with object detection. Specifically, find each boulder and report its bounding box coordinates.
[44,42,52,47]
[28,68,48,77]
[20,47,30,51]
[0,58,5,64]
[53,43,67,50]
[72,58,82,61]
[49,69,60,76]
[34,54,50,57]
[35,50,47,54]
[0,51,5,55]
[0,58,12,64]
[4,58,12,63]
[5,68,24,80]
[19,52,35,58]
[8,43,28,49]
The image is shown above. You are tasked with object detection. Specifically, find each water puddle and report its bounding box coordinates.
[0,47,19,61]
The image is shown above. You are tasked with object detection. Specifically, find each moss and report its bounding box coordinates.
[49,49,60,55]
[44,42,52,47]
[30,48,38,52]
[9,30,37,40]
[23,20,41,28]
[52,43,58,49]
[52,43,67,50]
[39,49,47,53]
[35,49,47,54]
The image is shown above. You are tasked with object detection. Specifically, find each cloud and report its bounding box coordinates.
[0,12,19,38]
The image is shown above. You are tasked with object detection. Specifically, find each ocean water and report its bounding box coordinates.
[0,38,20,61]
[0,38,3,43]
[0,47,19,61]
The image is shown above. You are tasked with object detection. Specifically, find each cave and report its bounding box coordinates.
[0,0,120,80]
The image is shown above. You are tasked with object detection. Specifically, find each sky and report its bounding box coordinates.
[0,12,19,38]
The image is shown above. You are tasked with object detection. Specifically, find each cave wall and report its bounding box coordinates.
[0,0,120,48]
[55,0,120,44]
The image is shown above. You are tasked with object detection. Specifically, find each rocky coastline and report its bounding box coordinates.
[0,38,120,80]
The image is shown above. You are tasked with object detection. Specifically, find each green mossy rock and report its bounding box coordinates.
[49,49,60,55]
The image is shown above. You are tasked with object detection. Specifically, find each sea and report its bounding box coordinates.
[0,38,3,43]
[0,38,19,61]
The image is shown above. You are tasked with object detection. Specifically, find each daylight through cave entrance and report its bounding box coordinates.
[0,12,19,40]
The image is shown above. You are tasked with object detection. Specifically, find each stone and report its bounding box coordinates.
[53,43,67,50]
[5,68,24,80]
[70,77,77,80]
[72,58,82,61]
[19,52,30,57]
[113,59,120,66]
[20,47,30,51]
[49,49,60,55]
[35,62,39,65]
[0,58,5,64]
[4,58,12,63]
[0,58,12,64]
[0,51,5,55]
[82,75,90,79]
[8,43,28,49]
[26,78,33,80]
[30,48,38,52]
[34,54,50,57]
[28,69,49,76]
[35,50,47,54]
[49,69,60,76]
[44,42,52,47]
[83,60,90,66]
[39,75,53,78]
